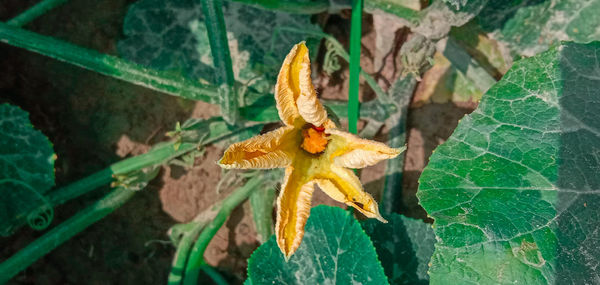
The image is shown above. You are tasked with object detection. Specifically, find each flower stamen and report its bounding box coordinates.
[301,125,328,154]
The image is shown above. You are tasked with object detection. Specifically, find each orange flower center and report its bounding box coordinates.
[301,125,328,154]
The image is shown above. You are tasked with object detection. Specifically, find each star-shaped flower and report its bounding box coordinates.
[218,42,403,259]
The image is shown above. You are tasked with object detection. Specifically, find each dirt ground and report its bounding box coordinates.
[0,1,475,284]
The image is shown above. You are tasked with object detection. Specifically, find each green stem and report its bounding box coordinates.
[0,22,390,124]
[48,118,257,209]
[201,0,238,125]
[47,141,197,206]
[382,76,416,214]
[168,221,206,285]
[0,187,136,284]
[169,175,258,285]
[200,265,229,285]
[0,118,261,283]
[229,0,329,14]
[0,22,219,103]
[168,182,234,285]
[0,22,398,124]
[183,176,263,285]
[322,36,388,101]
[348,0,363,134]
[6,0,68,27]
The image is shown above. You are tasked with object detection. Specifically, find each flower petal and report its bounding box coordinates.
[275,44,303,125]
[275,42,328,126]
[315,165,387,223]
[219,126,296,169]
[295,49,328,126]
[275,167,315,259]
[326,129,404,169]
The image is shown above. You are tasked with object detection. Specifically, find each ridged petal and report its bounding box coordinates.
[275,44,302,125]
[275,167,315,260]
[315,165,386,223]
[275,42,328,127]
[326,129,404,169]
[218,126,296,169]
[295,49,328,126]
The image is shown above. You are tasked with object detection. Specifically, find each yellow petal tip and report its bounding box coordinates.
[395,145,407,156]
[283,252,293,262]
[376,215,388,223]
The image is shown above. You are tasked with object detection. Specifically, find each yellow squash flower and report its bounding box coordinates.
[218,42,403,259]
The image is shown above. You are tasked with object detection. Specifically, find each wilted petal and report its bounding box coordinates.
[315,165,387,223]
[275,42,328,127]
[219,126,296,169]
[275,44,303,126]
[295,49,328,126]
[326,129,404,169]
[275,167,315,259]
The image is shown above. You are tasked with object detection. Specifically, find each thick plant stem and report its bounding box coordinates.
[0,23,219,103]
[0,22,394,123]
[168,184,231,285]
[167,221,206,285]
[183,176,263,285]
[6,0,68,27]
[201,0,238,125]
[168,190,240,285]
[48,118,256,212]
[0,119,261,283]
[382,76,417,214]
[0,23,376,123]
[199,265,228,285]
[0,187,136,284]
[348,0,363,134]
[47,142,197,207]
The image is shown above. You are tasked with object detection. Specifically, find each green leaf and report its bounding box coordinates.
[362,213,435,285]
[249,186,276,244]
[382,75,416,213]
[418,42,600,284]
[478,0,600,57]
[118,0,321,92]
[0,104,56,236]
[247,205,388,285]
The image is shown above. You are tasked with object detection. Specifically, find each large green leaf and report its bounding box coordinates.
[118,0,321,93]
[478,0,600,57]
[418,42,600,283]
[0,104,55,236]
[247,205,388,284]
[362,213,435,285]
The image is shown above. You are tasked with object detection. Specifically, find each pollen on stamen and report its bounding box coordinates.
[300,125,328,154]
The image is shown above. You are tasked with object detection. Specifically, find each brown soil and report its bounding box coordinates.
[0,2,476,285]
